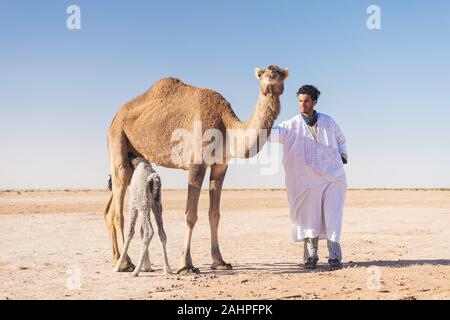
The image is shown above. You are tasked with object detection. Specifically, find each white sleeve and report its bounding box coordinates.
[334,122,348,161]
[268,124,287,144]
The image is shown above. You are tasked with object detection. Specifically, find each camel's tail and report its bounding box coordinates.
[104,174,113,216]
[103,193,113,217]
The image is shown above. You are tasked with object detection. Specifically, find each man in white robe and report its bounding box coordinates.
[269,85,348,270]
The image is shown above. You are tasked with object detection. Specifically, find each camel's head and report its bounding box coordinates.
[130,156,147,169]
[255,65,289,97]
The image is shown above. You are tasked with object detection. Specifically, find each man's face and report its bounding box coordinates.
[298,94,316,115]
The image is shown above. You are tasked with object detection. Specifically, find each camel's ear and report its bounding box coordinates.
[283,68,289,80]
[254,67,264,80]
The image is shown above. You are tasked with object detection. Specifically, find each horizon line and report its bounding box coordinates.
[1,188,449,192]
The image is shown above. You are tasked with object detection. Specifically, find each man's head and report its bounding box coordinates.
[296,85,321,116]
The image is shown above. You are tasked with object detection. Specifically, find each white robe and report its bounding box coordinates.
[269,112,348,242]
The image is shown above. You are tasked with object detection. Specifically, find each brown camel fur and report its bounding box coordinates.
[105,65,289,274]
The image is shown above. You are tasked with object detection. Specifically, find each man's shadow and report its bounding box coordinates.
[200,259,450,275]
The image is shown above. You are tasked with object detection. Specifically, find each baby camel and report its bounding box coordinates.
[114,157,171,277]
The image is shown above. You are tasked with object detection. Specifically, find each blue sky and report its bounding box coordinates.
[0,0,449,189]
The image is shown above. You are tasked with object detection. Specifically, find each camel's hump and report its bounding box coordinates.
[128,77,229,115]
[145,77,190,98]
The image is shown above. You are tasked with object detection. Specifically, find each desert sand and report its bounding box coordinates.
[0,189,449,300]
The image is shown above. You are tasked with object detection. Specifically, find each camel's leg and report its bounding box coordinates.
[152,201,172,274]
[107,131,134,271]
[177,164,207,275]
[114,207,138,272]
[140,225,153,272]
[208,164,232,270]
[133,211,154,277]
[111,166,135,271]
[103,195,119,265]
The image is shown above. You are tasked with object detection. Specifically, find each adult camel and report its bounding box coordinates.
[104,65,289,274]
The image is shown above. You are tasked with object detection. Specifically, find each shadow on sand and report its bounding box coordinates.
[127,259,450,277]
[195,259,450,276]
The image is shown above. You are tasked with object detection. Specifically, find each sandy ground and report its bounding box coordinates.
[0,189,449,300]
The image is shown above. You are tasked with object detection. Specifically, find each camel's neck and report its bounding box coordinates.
[245,93,281,132]
[224,93,280,131]
[223,92,281,158]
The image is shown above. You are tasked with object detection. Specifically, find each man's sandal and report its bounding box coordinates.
[328,259,343,271]
[304,257,319,269]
